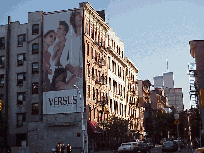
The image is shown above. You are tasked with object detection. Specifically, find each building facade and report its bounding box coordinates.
[0,2,142,153]
[164,88,183,112]
[189,40,204,133]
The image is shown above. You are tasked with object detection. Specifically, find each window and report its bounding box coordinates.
[85,22,88,34]
[91,25,94,39]
[17,92,26,105]
[0,37,5,49]
[32,24,39,35]
[32,103,39,115]
[17,113,26,127]
[93,87,95,100]
[0,56,5,68]
[18,34,26,47]
[87,43,89,56]
[108,57,110,69]
[17,73,26,86]
[0,74,4,87]
[17,53,26,66]
[32,43,39,54]
[95,50,97,62]
[32,82,38,94]
[16,133,27,147]
[91,47,93,59]
[108,35,109,46]
[109,77,111,89]
[32,62,39,74]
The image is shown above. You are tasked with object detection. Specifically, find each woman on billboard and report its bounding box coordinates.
[70,9,82,37]
[43,30,56,91]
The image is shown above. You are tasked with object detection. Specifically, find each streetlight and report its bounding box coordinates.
[73,85,84,153]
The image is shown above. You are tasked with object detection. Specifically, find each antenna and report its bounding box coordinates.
[166,58,169,72]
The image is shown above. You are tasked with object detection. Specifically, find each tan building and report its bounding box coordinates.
[150,88,168,110]
[189,40,204,132]
[124,57,139,139]
[137,79,151,139]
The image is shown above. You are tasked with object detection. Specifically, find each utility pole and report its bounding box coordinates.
[174,113,181,152]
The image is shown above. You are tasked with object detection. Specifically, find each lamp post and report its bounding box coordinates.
[73,85,84,153]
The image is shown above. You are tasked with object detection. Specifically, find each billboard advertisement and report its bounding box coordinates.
[43,9,83,114]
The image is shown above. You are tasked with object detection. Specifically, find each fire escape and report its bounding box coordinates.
[187,63,198,108]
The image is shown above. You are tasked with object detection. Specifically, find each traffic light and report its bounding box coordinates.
[199,88,204,108]
[0,100,3,111]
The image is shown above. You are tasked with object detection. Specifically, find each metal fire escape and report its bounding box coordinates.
[187,63,198,108]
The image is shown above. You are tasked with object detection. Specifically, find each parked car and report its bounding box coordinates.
[160,138,167,145]
[162,141,177,152]
[133,142,150,153]
[147,142,154,148]
[118,142,137,152]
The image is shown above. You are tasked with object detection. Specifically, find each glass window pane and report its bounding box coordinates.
[18,54,23,60]
[18,74,23,80]
[33,63,38,69]
[18,94,23,101]
[33,44,38,50]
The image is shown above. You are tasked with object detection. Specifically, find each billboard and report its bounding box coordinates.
[43,9,83,114]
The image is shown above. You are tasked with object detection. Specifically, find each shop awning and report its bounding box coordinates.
[87,121,102,134]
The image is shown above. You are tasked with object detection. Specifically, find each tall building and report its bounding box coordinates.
[153,76,163,88]
[153,72,174,89]
[163,72,174,89]
[153,72,183,112]
[164,88,184,112]
[0,2,141,152]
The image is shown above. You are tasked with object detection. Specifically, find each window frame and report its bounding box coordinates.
[32,82,38,94]
[17,73,26,86]
[0,56,5,68]
[0,37,5,50]
[0,74,4,87]
[17,92,26,105]
[31,103,39,115]
[32,62,39,74]
[17,53,26,66]
[17,113,26,127]
[32,43,39,54]
[18,34,26,47]
[32,24,39,35]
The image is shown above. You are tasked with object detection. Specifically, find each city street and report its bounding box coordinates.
[97,145,194,153]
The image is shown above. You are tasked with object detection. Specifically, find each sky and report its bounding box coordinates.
[0,0,202,110]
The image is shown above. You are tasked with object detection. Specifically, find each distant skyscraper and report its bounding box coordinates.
[153,76,163,88]
[163,72,174,89]
[153,72,183,112]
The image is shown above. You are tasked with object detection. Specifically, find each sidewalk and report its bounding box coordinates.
[97,150,115,153]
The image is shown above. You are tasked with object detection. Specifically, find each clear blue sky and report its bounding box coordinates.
[1,0,203,110]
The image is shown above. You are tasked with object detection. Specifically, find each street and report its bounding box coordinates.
[151,145,193,153]
[97,145,194,153]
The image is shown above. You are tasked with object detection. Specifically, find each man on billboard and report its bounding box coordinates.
[51,20,69,91]
[51,18,83,91]
[43,30,57,92]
